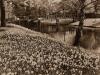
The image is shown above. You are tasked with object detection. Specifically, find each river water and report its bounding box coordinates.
[49,31,76,46]
[48,31,100,53]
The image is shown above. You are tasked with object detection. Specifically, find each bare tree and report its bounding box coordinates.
[92,0,99,14]
[73,0,86,46]
[73,0,99,46]
[1,0,6,27]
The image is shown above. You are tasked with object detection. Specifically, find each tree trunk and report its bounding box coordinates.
[1,0,6,27]
[73,0,85,46]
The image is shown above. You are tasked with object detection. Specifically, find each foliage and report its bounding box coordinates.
[12,0,32,19]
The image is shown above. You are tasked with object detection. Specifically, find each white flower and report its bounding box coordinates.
[32,61,37,66]
[1,73,6,75]
[7,72,14,75]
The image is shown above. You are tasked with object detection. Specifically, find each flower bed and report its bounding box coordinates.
[0,24,99,75]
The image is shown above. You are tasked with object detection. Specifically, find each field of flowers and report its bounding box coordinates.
[0,24,99,75]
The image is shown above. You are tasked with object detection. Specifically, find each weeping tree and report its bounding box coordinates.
[1,0,6,27]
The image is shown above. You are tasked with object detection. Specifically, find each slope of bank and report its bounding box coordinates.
[0,24,99,75]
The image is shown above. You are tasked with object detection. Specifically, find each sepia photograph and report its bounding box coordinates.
[0,0,100,75]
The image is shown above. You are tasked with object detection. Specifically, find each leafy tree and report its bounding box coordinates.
[12,0,47,19]
[12,0,31,19]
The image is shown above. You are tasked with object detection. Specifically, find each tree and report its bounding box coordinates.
[59,0,98,46]
[92,0,99,14]
[73,0,98,46]
[12,0,31,19]
[12,0,48,19]
[59,0,81,21]
[1,0,6,27]
[73,0,86,46]
[58,0,85,46]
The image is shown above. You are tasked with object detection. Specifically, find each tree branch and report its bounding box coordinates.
[83,0,97,9]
